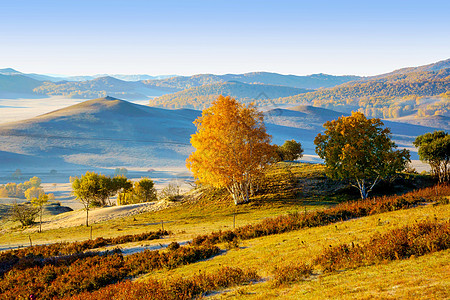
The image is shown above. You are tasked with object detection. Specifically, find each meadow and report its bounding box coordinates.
[0,163,448,299]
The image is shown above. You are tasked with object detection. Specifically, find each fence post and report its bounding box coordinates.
[233,212,236,229]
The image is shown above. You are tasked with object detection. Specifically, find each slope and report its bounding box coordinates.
[33,76,176,100]
[0,96,200,169]
[150,81,311,109]
[276,60,450,118]
[0,74,43,98]
[143,72,361,91]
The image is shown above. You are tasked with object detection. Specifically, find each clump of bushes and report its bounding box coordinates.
[0,229,169,277]
[0,243,220,299]
[314,220,450,272]
[65,266,259,300]
[192,184,450,246]
[272,263,313,286]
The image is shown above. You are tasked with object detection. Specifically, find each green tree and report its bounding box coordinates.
[413,131,450,183]
[133,178,157,203]
[314,112,410,199]
[186,96,276,205]
[71,172,104,226]
[276,140,304,161]
[31,192,49,233]
[10,202,39,227]
[24,186,44,201]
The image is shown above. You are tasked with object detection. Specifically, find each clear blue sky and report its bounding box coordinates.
[1,0,449,76]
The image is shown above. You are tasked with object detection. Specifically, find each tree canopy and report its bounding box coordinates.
[186,95,276,204]
[314,111,410,199]
[71,172,131,226]
[276,140,304,161]
[413,131,450,183]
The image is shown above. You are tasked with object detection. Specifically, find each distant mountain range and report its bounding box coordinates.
[1,59,449,119]
[0,68,175,82]
[0,97,445,173]
[0,68,361,100]
[150,81,312,109]
[275,58,450,118]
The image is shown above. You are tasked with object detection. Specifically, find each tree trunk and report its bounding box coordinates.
[86,208,89,227]
[39,209,42,233]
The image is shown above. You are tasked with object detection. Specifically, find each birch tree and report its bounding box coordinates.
[187,95,276,204]
[314,112,410,199]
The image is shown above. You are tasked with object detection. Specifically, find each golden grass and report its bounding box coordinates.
[139,203,450,299]
[0,163,332,249]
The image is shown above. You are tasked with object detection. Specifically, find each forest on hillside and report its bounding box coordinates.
[276,69,450,118]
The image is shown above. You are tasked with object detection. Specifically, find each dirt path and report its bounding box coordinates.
[27,200,179,232]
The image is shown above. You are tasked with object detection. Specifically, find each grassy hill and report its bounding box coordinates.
[0,97,200,169]
[0,74,43,98]
[0,163,448,299]
[150,81,311,109]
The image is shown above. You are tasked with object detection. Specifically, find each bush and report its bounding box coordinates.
[191,184,450,246]
[272,263,313,286]
[314,220,450,272]
[65,266,260,300]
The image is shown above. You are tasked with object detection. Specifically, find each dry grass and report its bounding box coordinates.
[140,202,450,299]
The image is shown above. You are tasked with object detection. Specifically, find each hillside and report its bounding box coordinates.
[0,97,200,169]
[275,61,450,118]
[0,74,43,98]
[33,76,176,100]
[0,98,441,173]
[150,81,311,109]
[0,165,448,299]
[143,72,361,91]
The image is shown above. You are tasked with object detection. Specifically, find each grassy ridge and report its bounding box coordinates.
[62,219,450,300]
[314,220,450,272]
[191,184,449,246]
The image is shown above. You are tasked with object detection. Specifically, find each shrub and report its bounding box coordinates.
[314,220,450,272]
[0,244,220,299]
[64,266,259,300]
[191,184,450,246]
[272,263,313,286]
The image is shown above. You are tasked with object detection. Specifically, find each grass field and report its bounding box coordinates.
[0,163,448,299]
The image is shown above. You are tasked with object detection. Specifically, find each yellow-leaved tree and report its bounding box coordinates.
[187,95,276,205]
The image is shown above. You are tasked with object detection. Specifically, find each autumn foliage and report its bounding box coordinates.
[314,220,450,272]
[187,95,276,204]
[315,112,410,199]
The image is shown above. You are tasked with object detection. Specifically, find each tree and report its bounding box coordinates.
[186,95,276,204]
[276,140,304,161]
[24,187,44,201]
[10,202,39,227]
[133,178,157,202]
[413,131,450,183]
[159,181,181,201]
[71,172,104,226]
[31,193,49,233]
[314,111,410,199]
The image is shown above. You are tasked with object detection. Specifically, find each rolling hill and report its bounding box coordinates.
[143,72,361,91]
[0,74,43,98]
[32,76,177,100]
[0,97,200,170]
[0,97,442,174]
[150,81,312,109]
[275,59,450,118]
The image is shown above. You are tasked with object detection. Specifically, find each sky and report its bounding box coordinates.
[1,0,449,76]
